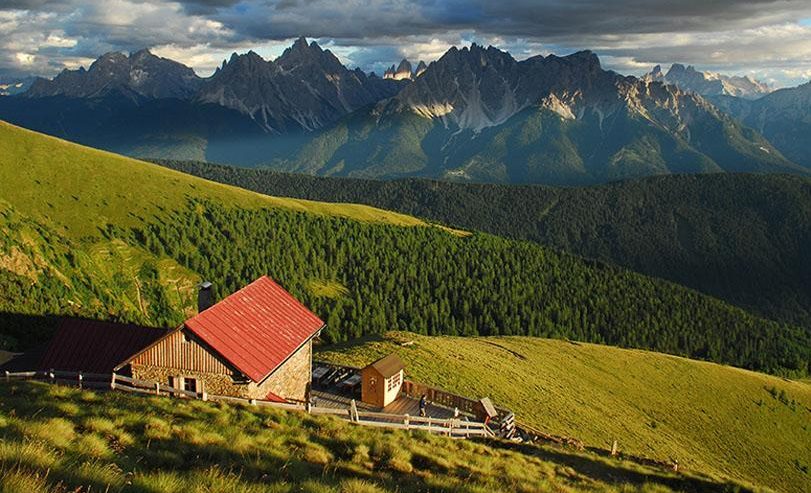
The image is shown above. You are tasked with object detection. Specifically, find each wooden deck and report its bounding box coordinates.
[312,390,466,420]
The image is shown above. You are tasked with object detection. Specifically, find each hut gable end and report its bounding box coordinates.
[130,328,236,376]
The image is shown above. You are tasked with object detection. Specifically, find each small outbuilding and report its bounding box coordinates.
[361,353,404,408]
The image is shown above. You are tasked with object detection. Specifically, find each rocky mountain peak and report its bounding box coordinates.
[131,48,154,60]
[196,37,405,133]
[384,59,417,80]
[24,49,201,99]
[276,37,344,73]
[648,63,771,100]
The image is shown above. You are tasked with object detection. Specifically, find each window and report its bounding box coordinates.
[183,377,197,393]
[386,371,401,391]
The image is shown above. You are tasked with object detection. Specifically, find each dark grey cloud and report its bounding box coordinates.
[199,0,811,41]
[1,0,810,86]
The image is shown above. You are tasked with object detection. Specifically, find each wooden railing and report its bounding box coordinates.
[351,409,494,438]
[402,380,479,415]
[2,370,493,439]
[5,369,112,390]
[401,380,512,418]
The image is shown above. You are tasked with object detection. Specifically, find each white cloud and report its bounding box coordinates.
[43,33,77,48]
[15,52,35,65]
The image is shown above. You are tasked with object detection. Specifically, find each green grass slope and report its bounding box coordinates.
[1,121,809,380]
[318,332,811,493]
[0,120,425,240]
[0,381,758,493]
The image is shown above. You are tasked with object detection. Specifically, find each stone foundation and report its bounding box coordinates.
[129,340,312,401]
[131,363,253,398]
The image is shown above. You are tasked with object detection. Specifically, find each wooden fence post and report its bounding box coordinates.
[111,373,117,390]
[350,399,359,422]
[404,414,410,431]
[611,440,618,457]
[250,399,256,406]
[155,382,160,395]
[49,369,54,384]
[78,372,83,390]
[4,370,9,382]
[201,391,208,402]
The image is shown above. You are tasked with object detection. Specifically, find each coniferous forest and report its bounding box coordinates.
[110,199,810,376]
[156,160,811,331]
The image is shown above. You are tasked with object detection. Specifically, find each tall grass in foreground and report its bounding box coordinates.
[0,382,755,493]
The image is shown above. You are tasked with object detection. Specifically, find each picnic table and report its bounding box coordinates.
[339,373,362,392]
[312,366,329,384]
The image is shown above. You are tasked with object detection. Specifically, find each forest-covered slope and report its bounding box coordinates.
[0,121,808,377]
[155,160,811,331]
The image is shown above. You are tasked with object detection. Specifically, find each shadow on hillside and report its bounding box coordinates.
[485,439,753,493]
[0,311,62,352]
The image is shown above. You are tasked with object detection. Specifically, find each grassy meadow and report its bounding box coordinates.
[0,120,426,241]
[317,333,811,492]
[0,380,759,493]
[0,119,433,343]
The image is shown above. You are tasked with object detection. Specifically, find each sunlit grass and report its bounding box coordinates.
[318,332,811,492]
[0,380,751,493]
[0,120,427,240]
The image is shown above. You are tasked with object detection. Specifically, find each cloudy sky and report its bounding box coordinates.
[1,0,811,87]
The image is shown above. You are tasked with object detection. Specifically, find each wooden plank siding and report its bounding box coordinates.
[131,329,234,376]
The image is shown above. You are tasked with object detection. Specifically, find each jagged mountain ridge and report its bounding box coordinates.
[275,44,804,184]
[644,64,771,100]
[25,49,203,99]
[197,37,405,133]
[4,40,808,184]
[21,38,406,134]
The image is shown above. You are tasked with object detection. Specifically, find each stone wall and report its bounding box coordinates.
[251,340,311,402]
[130,363,253,398]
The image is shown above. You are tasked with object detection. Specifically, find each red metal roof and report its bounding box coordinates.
[265,390,287,403]
[39,318,168,374]
[184,276,324,383]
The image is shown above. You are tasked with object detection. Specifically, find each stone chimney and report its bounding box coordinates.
[197,281,214,313]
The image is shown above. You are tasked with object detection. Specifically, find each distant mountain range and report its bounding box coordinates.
[0,38,809,185]
[196,38,404,133]
[710,82,811,169]
[643,64,771,100]
[276,45,802,184]
[25,49,202,99]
